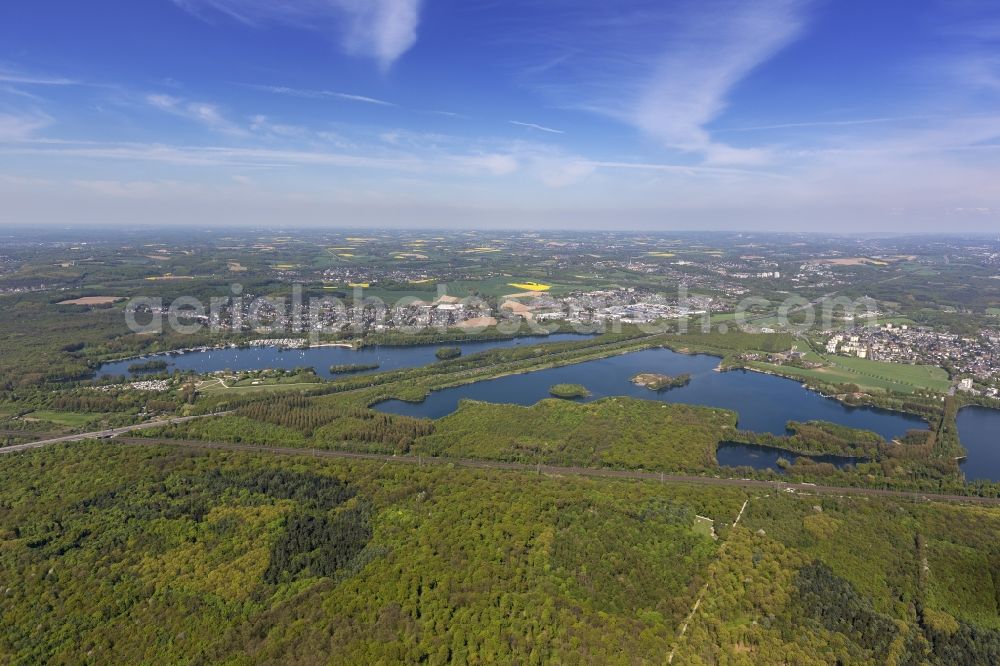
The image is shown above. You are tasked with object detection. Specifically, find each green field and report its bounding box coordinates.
[24,410,101,427]
[692,515,716,539]
[196,377,323,395]
[751,352,951,394]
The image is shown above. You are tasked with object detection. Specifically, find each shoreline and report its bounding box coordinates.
[94,330,597,372]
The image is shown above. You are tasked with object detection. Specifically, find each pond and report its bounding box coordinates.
[376,347,928,440]
[97,333,594,379]
[716,441,864,473]
[958,406,1000,482]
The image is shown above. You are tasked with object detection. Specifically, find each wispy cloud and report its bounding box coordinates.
[511,0,814,164]
[146,93,248,136]
[0,62,87,86]
[0,67,80,86]
[0,133,784,192]
[509,120,564,135]
[1,140,416,170]
[940,50,1000,93]
[334,91,396,106]
[171,0,422,69]
[631,0,813,160]
[0,64,88,102]
[928,0,1000,92]
[0,113,51,141]
[248,84,396,106]
[714,115,959,133]
[0,85,44,101]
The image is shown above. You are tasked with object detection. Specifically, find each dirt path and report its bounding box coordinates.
[668,498,751,663]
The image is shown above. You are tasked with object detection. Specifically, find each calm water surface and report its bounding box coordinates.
[376,347,927,440]
[97,333,593,379]
[958,406,1000,482]
[716,442,863,473]
[103,339,1000,478]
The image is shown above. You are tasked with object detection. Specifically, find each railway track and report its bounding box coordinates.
[101,436,1000,506]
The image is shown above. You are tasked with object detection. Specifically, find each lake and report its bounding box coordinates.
[958,406,1000,482]
[104,337,993,477]
[376,347,927,440]
[97,333,593,379]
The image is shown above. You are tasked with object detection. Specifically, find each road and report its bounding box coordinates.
[0,413,231,454]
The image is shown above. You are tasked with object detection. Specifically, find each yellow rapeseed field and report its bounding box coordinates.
[508,281,552,291]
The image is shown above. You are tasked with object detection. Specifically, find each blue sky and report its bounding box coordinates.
[1,0,999,230]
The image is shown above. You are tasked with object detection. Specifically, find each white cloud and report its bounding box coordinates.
[512,0,813,164]
[942,51,1000,92]
[146,93,180,110]
[0,65,79,87]
[457,153,520,176]
[71,179,205,199]
[0,135,766,188]
[529,158,594,187]
[509,120,564,135]
[248,115,309,139]
[0,84,44,101]
[0,113,51,140]
[334,0,422,71]
[3,141,420,170]
[714,114,956,133]
[172,0,422,69]
[333,91,396,106]
[146,93,248,136]
[249,84,395,106]
[630,0,811,156]
[0,64,91,103]
[5,129,999,230]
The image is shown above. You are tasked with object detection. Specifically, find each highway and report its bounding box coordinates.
[0,413,231,454]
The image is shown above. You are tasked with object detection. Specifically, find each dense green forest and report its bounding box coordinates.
[548,383,591,399]
[3,443,1000,663]
[735,420,889,458]
[673,493,1000,664]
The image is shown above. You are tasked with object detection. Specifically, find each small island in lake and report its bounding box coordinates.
[549,383,591,399]
[435,346,462,360]
[329,362,380,374]
[127,359,170,373]
[631,372,691,391]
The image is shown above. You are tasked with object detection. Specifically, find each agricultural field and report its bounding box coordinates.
[55,296,123,306]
